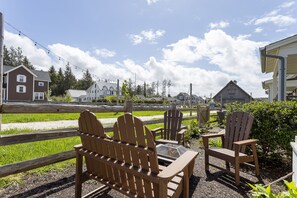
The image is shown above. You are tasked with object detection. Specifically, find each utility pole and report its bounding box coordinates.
[0,12,3,131]
[116,79,119,105]
[190,83,192,116]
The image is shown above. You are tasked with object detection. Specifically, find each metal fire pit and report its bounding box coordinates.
[156,143,188,161]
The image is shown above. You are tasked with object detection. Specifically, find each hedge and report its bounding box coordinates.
[226,101,297,163]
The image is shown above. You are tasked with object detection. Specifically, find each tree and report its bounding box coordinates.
[136,85,143,95]
[49,66,58,96]
[22,57,35,70]
[121,80,132,99]
[56,68,65,96]
[76,69,93,90]
[64,63,77,91]
[3,45,35,69]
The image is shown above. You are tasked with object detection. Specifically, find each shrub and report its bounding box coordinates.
[226,101,297,163]
[249,180,297,198]
[187,120,201,138]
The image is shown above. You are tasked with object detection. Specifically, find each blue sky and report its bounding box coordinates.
[1,0,297,97]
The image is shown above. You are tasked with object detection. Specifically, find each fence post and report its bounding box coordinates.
[292,136,297,187]
[171,103,176,110]
[197,105,210,127]
[124,100,133,113]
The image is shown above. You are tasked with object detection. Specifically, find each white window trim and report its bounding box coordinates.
[17,74,27,83]
[16,85,26,93]
[34,92,44,100]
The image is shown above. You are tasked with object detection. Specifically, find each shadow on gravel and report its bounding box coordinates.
[205,171,261,198]
[189,175,201,197]
[8,175,76,198]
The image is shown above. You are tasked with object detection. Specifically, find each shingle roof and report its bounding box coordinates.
[3,65,51,82]
[67,89,87,98]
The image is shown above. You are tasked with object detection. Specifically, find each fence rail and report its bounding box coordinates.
[0,102,207,179]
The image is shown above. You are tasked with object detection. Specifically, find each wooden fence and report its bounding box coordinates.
[0,102,199,178]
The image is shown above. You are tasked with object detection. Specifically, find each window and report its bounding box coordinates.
[16,85,26,93]
[38,82,44,86]
[17,75,27,83]
[34,92,44,100]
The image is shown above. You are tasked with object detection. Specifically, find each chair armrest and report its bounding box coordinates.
[202,133,225,148]
[151,127,163,133]
[158,150,198,180]
[74,144,82,150]
[201,133,224,139]
[233,139,258,146]
[178,129,187,135]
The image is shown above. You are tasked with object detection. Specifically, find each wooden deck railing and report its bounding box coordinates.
[0,102,199,178]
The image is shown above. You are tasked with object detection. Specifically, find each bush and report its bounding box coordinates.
[249,180,297,198]
[187,120,201,138]
[226,101,297,163]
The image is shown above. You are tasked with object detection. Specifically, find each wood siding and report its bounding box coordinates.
[8,67,34,101]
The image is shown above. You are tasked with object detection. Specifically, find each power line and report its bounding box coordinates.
[4,21,117,83]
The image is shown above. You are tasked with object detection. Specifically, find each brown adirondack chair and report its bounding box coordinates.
[202,112,259,185]
[152,109,186,145]
[75,110,198,198]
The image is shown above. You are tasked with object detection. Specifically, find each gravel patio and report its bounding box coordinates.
[0,140,290,198]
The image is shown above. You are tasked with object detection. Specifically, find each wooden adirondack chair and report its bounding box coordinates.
[202,112,259,185]
[75,110,198,198]
[151,109,186,145]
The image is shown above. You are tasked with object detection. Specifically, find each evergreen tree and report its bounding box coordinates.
[56,68,65,96]
[143,82,147,97]
[76,69,93,90]
[3,45,35,69]
[48,66,58,96]
[22,57,35,70]
[64,63,77,91]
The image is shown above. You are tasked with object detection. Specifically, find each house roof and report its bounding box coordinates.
[176,92,190,97]
[213,80,253,100]
[260,34,297,74]
[4,65,51,82]
[67,89,87,98]
[87,81,117,91]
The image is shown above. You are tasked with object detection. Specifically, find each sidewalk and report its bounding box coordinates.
[1,115,165,131]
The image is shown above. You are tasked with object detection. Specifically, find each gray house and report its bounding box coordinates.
[213,80,253,106]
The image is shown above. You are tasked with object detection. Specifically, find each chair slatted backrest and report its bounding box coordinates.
[78,111,160,197]
[163,109,183,140]
[224,112,254,152]
[113,113,159,197]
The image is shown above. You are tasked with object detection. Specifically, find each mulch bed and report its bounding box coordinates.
[0,140,291,198]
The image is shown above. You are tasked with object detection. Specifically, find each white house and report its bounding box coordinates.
[260,34,297,101]
[86,81,119,101]
[66,89,87,102]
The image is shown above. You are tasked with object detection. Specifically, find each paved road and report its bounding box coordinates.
[1,115,165,131]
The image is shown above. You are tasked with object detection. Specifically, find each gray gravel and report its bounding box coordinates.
[0,139,288,198]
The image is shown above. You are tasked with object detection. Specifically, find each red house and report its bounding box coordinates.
[3,65,51,102]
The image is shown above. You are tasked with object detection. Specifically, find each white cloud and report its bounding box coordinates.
[276,28,287,32]
[247,1,297,27]
[254,14,296,26]
[146,0,159,5]
[4,31,52,71]
[161,29,268,97]
[255,27,263,33]
[3,29,268,97]
[281,1,295,8]
[209,21,229,29]
[94,48,116,58]
[129,29,166,45]
[130,34,143,45]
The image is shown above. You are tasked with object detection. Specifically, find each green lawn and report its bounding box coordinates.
[0,111,196,188]
[1,111,166,124]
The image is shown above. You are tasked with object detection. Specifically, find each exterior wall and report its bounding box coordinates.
[214,83,252,105]
[8,67,34,101]
[34,80,49,101]
[86,83,117,102]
